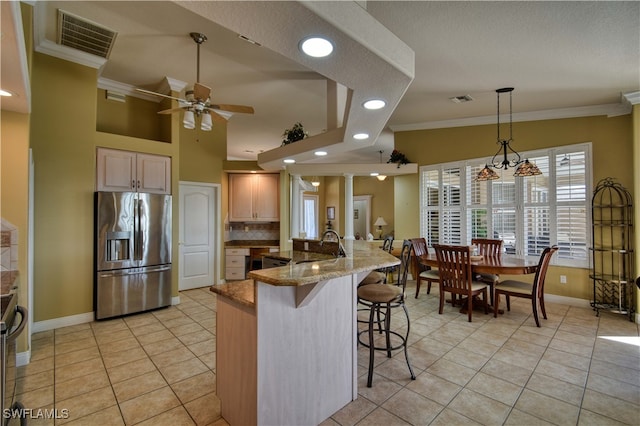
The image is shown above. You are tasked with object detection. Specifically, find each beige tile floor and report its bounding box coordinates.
[14,281,640,425]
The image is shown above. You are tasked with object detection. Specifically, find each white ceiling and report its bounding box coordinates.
[2,1,639,167]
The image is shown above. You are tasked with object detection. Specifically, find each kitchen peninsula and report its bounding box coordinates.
[210,240,399,426]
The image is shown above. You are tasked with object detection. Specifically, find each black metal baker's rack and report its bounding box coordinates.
[590,178,635,320]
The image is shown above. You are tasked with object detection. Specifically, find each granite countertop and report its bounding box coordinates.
[225,240,280,248]
[212,241,397,306]
[1,270,19,296]
[210,279,255,309]
[263,250,335,263]
[248,240,398,287]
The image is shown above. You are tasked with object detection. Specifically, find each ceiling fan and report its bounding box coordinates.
[136,32,255,130]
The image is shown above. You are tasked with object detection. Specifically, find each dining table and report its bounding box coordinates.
[419,252,539,275]
[418,252,540,313]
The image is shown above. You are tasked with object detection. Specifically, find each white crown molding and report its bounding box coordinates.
[390,102,633,132]
[97,77,191,103]
[622,91,640,105]
[34,38,107,70]
[162,77,188,94]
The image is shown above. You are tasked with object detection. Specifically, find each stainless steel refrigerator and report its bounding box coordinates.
[94,192,172,320]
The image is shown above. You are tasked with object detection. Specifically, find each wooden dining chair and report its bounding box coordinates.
[471,238,503,301]
[410,238,440,298]
[494,246,558,327]
[433,244,489,322]
[357,239,416,387]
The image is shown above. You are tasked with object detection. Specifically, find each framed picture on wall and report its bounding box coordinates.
[327,206,335,221]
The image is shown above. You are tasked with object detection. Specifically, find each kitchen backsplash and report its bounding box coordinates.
[228,222,279,241]
[1,219,18,271]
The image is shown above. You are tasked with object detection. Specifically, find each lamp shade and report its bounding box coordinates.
[201,112,212,131]
[373,216,388,227]
[183,110,195,129]
[476,165,500,181]
[513,159,542,177]
[376,175,387,181]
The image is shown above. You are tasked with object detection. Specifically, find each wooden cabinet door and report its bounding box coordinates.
[96,148,135,191]
[229,174,255,221]
[137,153,171,194]
[254,174,279,221]
[96,148,171,194]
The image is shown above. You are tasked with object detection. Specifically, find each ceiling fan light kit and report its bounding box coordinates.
[476,87,542,181]
[183,110,195,129]
[135,32,254,133]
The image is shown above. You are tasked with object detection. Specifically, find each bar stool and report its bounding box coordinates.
[357,239,416,387]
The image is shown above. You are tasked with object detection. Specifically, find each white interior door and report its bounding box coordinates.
[179,182,218,290]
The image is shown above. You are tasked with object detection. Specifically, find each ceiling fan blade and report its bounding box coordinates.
[135,88,187,103]
[157,107,187,114]
[210,104,255,114]
[209,110,228,123]
[194,82,211,101]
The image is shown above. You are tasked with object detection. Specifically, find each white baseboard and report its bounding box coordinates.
[31,311,94,333]
[545,294,591,308]
[31,300,184,334]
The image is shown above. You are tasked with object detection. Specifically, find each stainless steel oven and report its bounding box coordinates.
[1,293,27,425]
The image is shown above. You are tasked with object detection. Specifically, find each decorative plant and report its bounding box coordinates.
[282,122,308,145]
[388,149,410,167]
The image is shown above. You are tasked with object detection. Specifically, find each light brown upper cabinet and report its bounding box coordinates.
[96,148,171,194]
[229,173,279,222]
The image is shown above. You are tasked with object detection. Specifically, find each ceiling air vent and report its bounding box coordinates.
[57,10,117,59]
[449,95,474,104]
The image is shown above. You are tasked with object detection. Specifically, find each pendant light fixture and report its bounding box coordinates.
[476,88,542,181]
[375,150,387,181]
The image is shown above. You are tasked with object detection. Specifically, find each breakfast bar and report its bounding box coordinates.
[210,240,399,426]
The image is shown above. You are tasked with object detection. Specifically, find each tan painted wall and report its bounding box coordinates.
[28,51,228,321]
[1,111,31,350]
[353,175,395,237]
[394,114,635,302]
[96,88,170,142]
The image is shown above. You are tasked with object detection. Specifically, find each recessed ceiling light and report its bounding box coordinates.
[353,133,369,140]
[300,37,333,58]
[0,89,13,97]
[370,172,379,177]
[284,159,296,164]
[363,99,385,110]
[314,151,327,156]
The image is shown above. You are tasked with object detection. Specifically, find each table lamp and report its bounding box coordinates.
[373,216,388,239]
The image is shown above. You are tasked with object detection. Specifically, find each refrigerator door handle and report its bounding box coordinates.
[98,264,171,278]
[134,198,141,261]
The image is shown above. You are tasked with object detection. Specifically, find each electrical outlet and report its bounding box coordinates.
[560,275,567,284]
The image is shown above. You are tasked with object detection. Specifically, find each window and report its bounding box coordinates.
[420,143,591,267]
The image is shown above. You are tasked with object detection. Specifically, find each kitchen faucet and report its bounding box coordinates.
[320,230,346,257]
